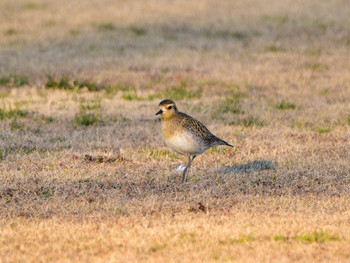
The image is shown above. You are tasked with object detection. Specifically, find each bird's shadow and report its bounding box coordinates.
[215,159,275,174]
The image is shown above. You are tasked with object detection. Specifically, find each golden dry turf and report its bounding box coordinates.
[0,0,350,262]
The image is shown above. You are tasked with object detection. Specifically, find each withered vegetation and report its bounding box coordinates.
[0,0,350,262]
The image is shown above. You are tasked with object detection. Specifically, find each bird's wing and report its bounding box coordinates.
[178,112,232,147]
[178,112,219,144]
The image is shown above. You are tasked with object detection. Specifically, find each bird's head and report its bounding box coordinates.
[156,99,178,119]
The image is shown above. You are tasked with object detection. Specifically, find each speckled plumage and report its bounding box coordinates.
[156,99,233,182]
[162,111,231,155]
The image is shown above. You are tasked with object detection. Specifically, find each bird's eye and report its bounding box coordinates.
[168,106,172,110]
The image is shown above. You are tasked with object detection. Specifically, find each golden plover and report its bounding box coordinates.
[156,99,233,182]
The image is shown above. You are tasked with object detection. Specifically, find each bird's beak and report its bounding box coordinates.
[156,109,163,115]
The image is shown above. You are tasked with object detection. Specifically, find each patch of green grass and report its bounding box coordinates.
[226,88,248,101]
[278,15,289,24]
[8,39,26,46]
[296,231,340,243]
[263,15,289,25]
[149,81,203,100]
[181,232,196,239]
[69,29,80,36]
[347,116,350,125]
[122,92,144,101]
[190,104,205,113]
[230,116,265,127]
[265,45,286,52]
[199,80,240,90]
[320,89,330,96]
[5,28,17,35]
[76,178,94,184]
[85,44,99,53]
[36,187,55,199]
[75,113,99,126]
[45,20,56,27]
[316,127,331,134]
[232,234,256,243]
[80,100,101,111]
[315,22,328,32]
[275,100,297,110]
[116,83,136,92]
[208,147,230,155]
[304,48,322,56]
[35,115,55,124]
[45,76,73,90]
[208,147,219,154]
[139,146,178,160]
[230,31,247,40]
[218,98,244,114]
[0,149,7,160]
[106,83,136,94]
[37,90,47,99]
[10,116,23,131]
[22,2,42,9]
[161,68,170,74]
[14,100,31,108]
[208,30,248,40]
[150,243,167,252]
[241,116,265,127]
[46,77,111,92]
[166,84,203,99]
[74,80,106,92]
[292,120,312,129]
[128,26,147,36]
[13,74,29,86]
[0,107,28,120]
[144,76,165,90]
[274,235,287,242]
[305,63,327,71]
[0,90,11,98]
[98,23,116,31]
[0,73,29,87]
[24,147,39,155]
[50,136,66,143]
[108,113,128,123]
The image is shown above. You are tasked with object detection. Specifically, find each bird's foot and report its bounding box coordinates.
[175,164,186,172]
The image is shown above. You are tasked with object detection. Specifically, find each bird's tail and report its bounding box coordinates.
[214,137,233,147]
[222,140,233,147]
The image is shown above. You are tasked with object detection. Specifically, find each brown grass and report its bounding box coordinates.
[0,0,350,262]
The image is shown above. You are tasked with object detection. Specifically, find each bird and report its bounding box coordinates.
[156,99,233,182]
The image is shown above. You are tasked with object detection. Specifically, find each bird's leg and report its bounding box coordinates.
[182,155,197,183]
[182,156,191,183]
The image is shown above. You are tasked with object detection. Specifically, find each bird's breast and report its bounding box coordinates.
[162,129,206,156]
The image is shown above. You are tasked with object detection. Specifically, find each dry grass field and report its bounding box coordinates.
[1,0,350,262]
